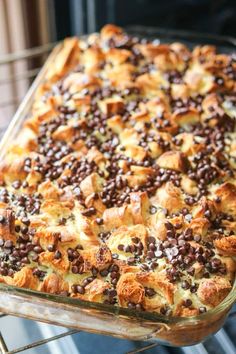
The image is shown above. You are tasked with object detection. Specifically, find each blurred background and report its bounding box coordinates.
[0,1,236,353]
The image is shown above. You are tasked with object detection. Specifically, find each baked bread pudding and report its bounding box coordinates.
[0,25,235,318]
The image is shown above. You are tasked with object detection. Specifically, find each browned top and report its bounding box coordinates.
[0,24,235,317]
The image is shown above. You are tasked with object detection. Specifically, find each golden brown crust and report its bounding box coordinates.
[171,107,200,127]
[0,209,15,242]
[214,182,236,218]
[174,302,199,317]
[157,151,188,172]
[80,173,103,197]
[136,272,175,305]
[214,235,236,256]
[13,268,38,290]
[103,205,133,230]
[117,273,145,306]
[39,249,70,275]
[73,278,110,302]
[189,218,210,238]
[40,273,69,294]
[46,37,80,81]
[197,277,232,307]
[81,245,112,271]
[152,182,186,213]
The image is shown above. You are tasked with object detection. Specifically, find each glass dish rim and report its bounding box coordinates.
[0,278,236,324]
[0,26,235,325]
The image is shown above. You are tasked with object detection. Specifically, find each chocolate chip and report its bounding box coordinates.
[150,261,158,270]
[54,250,62,259]
[166,230,175,238]
[194,234,201,242]
[147,236,156,244]
[33,246,43,254]
[111,278,118,285]
[108,289,117,297]
[82,277,93,286]
[76,244,84,250]
[47,244,55,252]
[148,243,156,251]
[7,269,14,277]
[118,244,124,251]
[96,218,103,225]
[15,225,21,233]
[175,223,182,229]
[110,264,119,272]
[147,251,155,259]
[21,217,30,226]
[135,303,143,311]
[71,284,78,293]
[91,267,98,276]
[155,250,163,258]
[150,206,157,214]
[187,267,195,276]
[0,268,8,276]
[203,272,210,278]
[190,284,198,293]
[165,222,174,230]
[81,207,97,217]
[141,263,149,271]
[4,240,13,248]
[181,280,190,290]
[145,287,156,297]
[110,271,119,279]
[100,269,109,277]
[127,302,136,309]
[21,257,30,264]
[21,226,28,235]
[199,306,207,314]
[124,245,131,253]
[12,180,21,189]
[0,216,6,224]
[214,196,221,203]
[204,210,211,219]
[184,299,192,307]
[127,257,135,264]
[76,285,85,294]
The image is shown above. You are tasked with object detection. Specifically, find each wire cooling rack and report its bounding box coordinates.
[0,314,159,354]
[0,313,78,354]
[1,312,236,354]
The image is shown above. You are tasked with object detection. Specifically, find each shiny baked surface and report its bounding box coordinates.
[0,25,235,317]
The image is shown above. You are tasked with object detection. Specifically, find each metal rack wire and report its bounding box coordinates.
[0,313,159,354]
[0,42,56,127]
[0,314,78,354]
[1,311,236,354]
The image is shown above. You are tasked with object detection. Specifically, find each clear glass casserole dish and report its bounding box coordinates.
[0,28,235,347]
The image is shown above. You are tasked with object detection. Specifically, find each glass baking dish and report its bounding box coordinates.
[0,28,235,347]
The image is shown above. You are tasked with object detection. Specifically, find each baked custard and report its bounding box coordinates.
[0,25,235,317]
